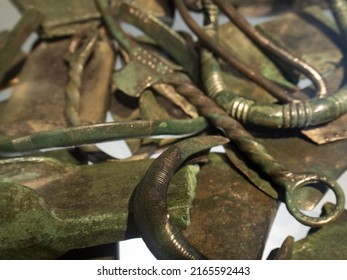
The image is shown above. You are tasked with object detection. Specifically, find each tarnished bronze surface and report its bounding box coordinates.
[292,203,347,259]
[11,0,101,38]
[0,9,42,84]
[0,30,26,84]
[152,83,199,118]
[217,21,295,104]
[129,0,174,25]
[185,0,328,16]
[0,37,114,137]
[183,153,278,259]
[245,66,347,207]
[301,66,347,144]
[138,89,174,156]
[303,114,347,145]
[0,157,198,259]
[267,236,294,260]
[258,135,347,210]
[257,6,343,80]
[214,7,347,210]
[230,0,328,16]
[1,0,346,260]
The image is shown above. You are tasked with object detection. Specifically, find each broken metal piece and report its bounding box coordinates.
[175,0,296,103]
[0,37,114,137]
[257,5,344,80]
[0,117,208,158]
[175,82,345,226]
[132,136,229,260]
[119,2,198,81]
[303,114,347,145]
[112,46,184,98]
[0,8,43,84]
[0,31,26,87]
[201,4,347,130]
[128,0,175,26]
[183,153,278,259]
[214,0,327,98]
[153,83,199,119]
[267,236,294,260]
[0,156,199,259]
[292,203,347,259]
[217,21,296,103]
[229,0,329,16]
[11,0,101,38]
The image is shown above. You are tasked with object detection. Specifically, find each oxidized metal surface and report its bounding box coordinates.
[257,6,344,78]
[242,66,347,208]
[198,6,346,210]
[0,30,26,84]
[237,1,328,16]
[11,0,101,38]
[132,136,229,260]
[303,113,347,144]
[292,203,347,259]
[267,236,294,260]
[0,157,199,259]
[119,2,198,80]
[0,0,347,260]
[217,21,295,103]
[258,135,347,210]
[0,37,114,137]
[129,0,174,25]
[215,0,327,98]
[0,9,42,84]
[183,153,278,259]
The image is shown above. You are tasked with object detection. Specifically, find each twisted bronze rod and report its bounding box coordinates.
[174,82,345,227]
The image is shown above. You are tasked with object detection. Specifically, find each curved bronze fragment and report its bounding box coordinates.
[133,135,229,260]
[212,0,327,97]
[175,0,296,102]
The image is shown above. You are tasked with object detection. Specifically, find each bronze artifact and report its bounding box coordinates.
[0,0,347,260]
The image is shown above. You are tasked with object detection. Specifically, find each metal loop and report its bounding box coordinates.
[285,173,345,227]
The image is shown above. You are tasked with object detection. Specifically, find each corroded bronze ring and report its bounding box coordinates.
[280,172,346,227]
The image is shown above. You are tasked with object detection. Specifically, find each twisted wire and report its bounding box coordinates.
[175,82,288,180]
[64,30,98,127]
[176,84,345,227]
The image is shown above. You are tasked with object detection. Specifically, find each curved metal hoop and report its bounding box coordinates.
[284,173,345,227]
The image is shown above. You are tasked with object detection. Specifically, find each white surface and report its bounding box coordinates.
[1,1,346,260]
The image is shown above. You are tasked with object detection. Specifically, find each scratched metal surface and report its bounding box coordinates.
[1,1,347,260]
